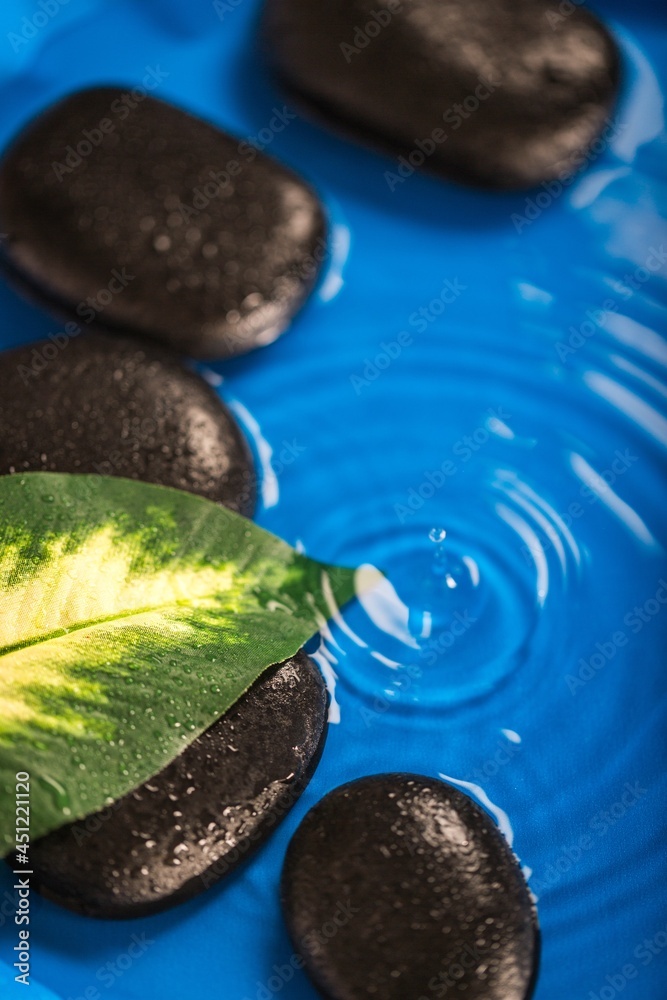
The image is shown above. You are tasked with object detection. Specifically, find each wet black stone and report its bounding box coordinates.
[281,773,539,1000]
[26,652,328,919]
[0,88,326,358]
[262,0,621,190]
[0,332,255,515]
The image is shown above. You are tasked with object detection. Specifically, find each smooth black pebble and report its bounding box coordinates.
[262,0,621,189]
[26,652,328,918]
[0,332,255,514]
[0,88,325,358]
[281,773,539,1000]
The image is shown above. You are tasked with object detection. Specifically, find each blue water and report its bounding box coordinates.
[0,1,666,997]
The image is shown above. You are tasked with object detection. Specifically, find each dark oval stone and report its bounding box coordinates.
[0,332,255,515]
[26,652,328,918]
[0,88,326,358]
[262,0,620,190]
[281,773,539,1000]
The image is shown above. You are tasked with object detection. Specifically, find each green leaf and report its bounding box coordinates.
[0,472,358,852]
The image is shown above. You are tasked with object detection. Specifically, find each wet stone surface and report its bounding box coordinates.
[262,0,621,189]
[0,88,326,358]
[0,332,256,514]
[281,773,539,999]
[26,652,328,919]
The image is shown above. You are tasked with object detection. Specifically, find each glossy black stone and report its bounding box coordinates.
[0,332,255,514]
[281,773,539,1000]
[27,652,328,919]
[262,0,621,190]
[0,88,326,358]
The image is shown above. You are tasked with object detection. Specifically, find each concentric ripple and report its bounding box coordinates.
[253,323,664,719]
[305,472,579,708]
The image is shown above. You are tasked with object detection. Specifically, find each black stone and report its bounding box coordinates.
[281,773,539,1000]
[0,332,255,515]
[262,0,621,190]
[25,652,328,919]
[0,88,326,358]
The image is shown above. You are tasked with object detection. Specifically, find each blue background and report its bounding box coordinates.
[0,1,665,998]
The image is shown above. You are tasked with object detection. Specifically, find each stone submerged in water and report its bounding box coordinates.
[26,652,328,919]
[0,88,326,358]
[262,0,621,190]
[0,332,256,514]
[281,773,539,1000]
